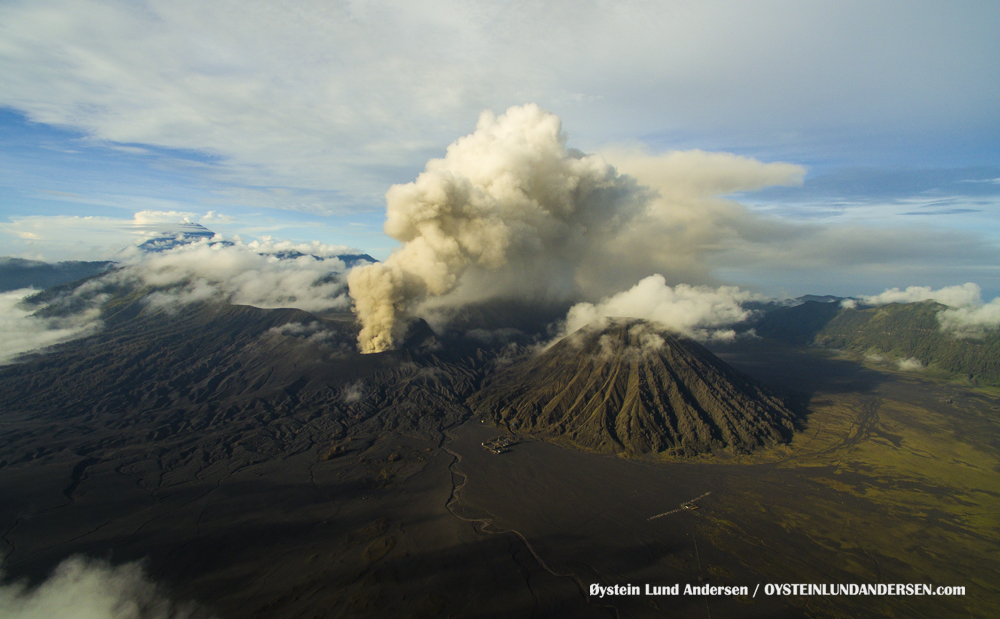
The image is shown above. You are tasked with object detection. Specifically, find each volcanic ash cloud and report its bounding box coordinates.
[347,104,645,352]
[347,104,806,353]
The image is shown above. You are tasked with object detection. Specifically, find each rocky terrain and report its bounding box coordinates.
[3,290,996,618]
[470,320,797,456]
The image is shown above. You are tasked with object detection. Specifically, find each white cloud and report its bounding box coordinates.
[342,380,364,403]
[0,0,994,205]
[242,237,359,259]
[0,212,247,261]
[0,289,104,365]
[938,299,1000,339]
[198,211,235,224]
[897,357,924,371]
[115,237,354,313]
[560,275,759,342]
[0,210,332,261]
[857,282,1000,338]
[860,283,983,308]
[132,211,198,225]
[0,555,206,619]
[1,216,149,260]
[268,321,341,346]
[0,233,363,364]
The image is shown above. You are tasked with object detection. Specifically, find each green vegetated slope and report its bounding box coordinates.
[756,300,1000,385]
[469,319,797,456]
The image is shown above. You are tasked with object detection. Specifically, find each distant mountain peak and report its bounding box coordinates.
[132,223,221,253]
[127,224,377,268]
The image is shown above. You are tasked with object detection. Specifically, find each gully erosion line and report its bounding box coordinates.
[441,439,622,619]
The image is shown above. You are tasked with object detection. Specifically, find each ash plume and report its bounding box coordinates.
[346,104,646,352]
[347,104,804,352]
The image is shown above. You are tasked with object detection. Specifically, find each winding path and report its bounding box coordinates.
[441,433,622,619]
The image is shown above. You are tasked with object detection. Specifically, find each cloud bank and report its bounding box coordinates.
[0,233,361,363]
[0,0,995,204]
[347,104,803,352]
[0,289,104,365]
[1,212,241,262]
[0,556,208,619]
[114,237,354,314]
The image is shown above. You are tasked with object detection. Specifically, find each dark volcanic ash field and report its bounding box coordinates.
[1,298,998,619]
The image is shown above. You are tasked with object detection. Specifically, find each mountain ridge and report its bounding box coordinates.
[751,300,1000,385]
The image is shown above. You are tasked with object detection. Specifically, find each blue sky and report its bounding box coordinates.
[1,0,998,298]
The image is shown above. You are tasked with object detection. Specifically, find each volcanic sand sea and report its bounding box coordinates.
[442,344,1000,618]
[1,342,998,618]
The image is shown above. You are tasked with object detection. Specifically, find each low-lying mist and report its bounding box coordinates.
[0,556,210,619]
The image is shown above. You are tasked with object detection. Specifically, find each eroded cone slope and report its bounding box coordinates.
[470,320,796,455]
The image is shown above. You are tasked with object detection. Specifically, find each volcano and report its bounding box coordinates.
[3,284,995,619]
[470,319,797,456]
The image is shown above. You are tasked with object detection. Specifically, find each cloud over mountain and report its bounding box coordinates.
[0,233,362,364]
[859,283,983,308]
[937,298,1000,338]
[852,282,1000,338]
[560,275,760,343]
[110,237,356,313]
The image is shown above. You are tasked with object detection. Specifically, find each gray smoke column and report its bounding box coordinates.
[347,104,645,353]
